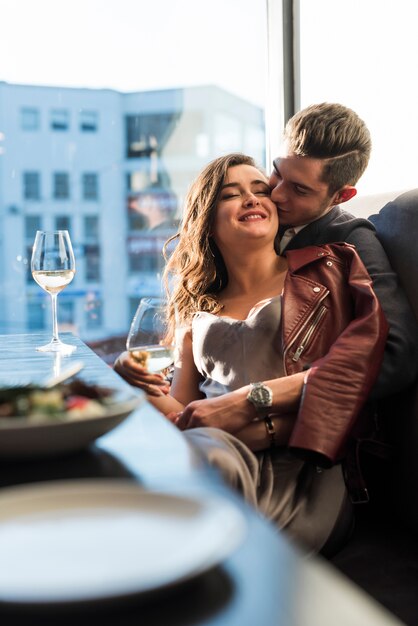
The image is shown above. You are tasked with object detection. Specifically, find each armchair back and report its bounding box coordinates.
[370,189,418,527]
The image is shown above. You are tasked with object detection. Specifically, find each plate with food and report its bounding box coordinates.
[0,380,143,459]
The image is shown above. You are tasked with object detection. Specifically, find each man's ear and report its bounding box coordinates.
[333,186,357,205]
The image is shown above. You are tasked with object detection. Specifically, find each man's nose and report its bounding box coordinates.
[270,181,287,203]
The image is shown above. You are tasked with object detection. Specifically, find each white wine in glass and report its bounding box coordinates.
[126,297,174,374]
[31,230,76,354]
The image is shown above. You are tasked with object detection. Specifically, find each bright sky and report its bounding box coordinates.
[299,0,418,198]
[2,0,418,198]
[0,0,267,107]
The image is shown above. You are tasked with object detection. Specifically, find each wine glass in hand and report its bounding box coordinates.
[31,230,76,354]
[126,297,174,374]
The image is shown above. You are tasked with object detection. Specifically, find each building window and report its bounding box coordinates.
[214,113,241,154]
[25,245,33,283]
[127,234,167,274]
[129,298,140,324]
[55,215,71,231]
[59,300,75,326]
[25,215,42,240]
[23,172,41,200]
[80,110,98,132]
[126,113,178,159]
[53,172,70,199]
[85,244,101,282]
[126,170,149,192]
[85,296,102,329]
[128,208,147,232]
[27,300,45,330]
[84,215,99,240]
[82,173,99,200]
[21,108,40,131]
[50,109,69,131]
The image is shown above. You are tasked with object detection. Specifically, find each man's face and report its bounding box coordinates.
[269,153,337,227]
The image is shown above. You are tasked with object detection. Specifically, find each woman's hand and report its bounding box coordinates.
[172,388,256,433]
[114,351,170,397]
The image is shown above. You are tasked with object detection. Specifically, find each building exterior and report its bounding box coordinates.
[0,81,265,343]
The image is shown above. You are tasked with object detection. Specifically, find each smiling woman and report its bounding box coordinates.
[212,165,277,248]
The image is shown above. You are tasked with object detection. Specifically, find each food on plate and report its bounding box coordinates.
[0,380,114,422]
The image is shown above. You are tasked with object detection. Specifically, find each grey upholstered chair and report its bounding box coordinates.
[369,189,418,527]
[330,190,418,624]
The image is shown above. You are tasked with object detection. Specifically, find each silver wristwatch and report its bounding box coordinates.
[247,382,273,416]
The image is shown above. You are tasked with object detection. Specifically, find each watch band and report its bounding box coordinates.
[264,416,276,448]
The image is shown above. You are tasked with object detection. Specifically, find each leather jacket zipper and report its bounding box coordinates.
[283,290,329,373]
[292,304,328,362]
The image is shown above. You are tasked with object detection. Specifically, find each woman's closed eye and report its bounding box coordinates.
[252,182,271,195]
[221,192,240,200]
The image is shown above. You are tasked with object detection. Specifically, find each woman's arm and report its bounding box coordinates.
[173,371,305,433]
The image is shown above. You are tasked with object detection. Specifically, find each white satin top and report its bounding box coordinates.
[191,296,285,399]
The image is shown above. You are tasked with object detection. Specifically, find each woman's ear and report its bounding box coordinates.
[333,186,357,205]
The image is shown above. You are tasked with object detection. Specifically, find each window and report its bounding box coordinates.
[129,251,159,273]
[0,0,267,345]
[127,208,148,232]
[59,300,75,326]
[85,244,101,282]
[82,173,99,200]
[27,299,45,330]
[53,172,70,199]
[24,220,40,284]
[85,296,102,329]
[21,108,40,131]
[80,110,98,132]
[128,235,165,273]
[126,170,151,193]
[129,298,140,324]
[50,109,69,131]
[214,113,241,154]
[126,113,178,159]
[298,0,418,200]
[84,215,99,240]
[55,215,71,231]
[25,215,42,240]
[25,245,33,284]
[23,172,41,200]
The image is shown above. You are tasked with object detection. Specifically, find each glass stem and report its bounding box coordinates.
[50,293,60,343]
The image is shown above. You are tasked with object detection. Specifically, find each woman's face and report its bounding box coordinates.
[211,164,279,252]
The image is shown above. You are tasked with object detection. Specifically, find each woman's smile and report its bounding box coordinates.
[238,210,268,222]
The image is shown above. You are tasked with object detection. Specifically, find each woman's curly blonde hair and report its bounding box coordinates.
[163,153,261,340]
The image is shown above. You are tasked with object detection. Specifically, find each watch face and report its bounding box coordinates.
[249,384,272,407]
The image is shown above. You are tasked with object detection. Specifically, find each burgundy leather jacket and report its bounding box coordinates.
[281,243,388,467]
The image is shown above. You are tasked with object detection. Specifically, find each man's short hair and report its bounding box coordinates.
[284,103,372,194]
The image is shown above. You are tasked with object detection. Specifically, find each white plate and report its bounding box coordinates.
[0,393,142,459]
[0,480,247,607]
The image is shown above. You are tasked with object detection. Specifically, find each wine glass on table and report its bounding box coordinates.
[31,230,76,354]
[126,297,174,376]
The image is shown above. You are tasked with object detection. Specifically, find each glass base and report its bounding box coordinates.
[36,340,76,355]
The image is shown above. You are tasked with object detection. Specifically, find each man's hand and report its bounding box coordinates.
[172,388,256,433]
[114,351,170,397]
